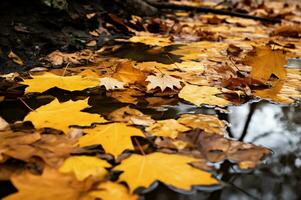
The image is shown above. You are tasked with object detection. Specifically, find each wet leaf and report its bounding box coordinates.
[78,123,144,157]
[244,46,287,83]
[112,61,147,84]
[114,152,219,192]
[146,119,190,139]
[146,74,182,92]
[24,99,107,133]
[59,156,110,181]
[22,71,100,93]
[108,106,155,126]
[99,77,125,90]
[90,182,138,200]
[177,114,225,136]
[4,168,93,200]
[179,84,230,107]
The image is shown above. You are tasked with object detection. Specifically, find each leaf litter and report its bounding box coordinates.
[1,0,301,199]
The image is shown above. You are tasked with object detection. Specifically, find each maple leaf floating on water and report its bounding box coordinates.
[21,70,100,93]
[114,152,219,192]
[244,46,287,83]
[24,98,107,133]
[4,168,91,200]
[59,156,110,181]
[99,77,125,90]
[112,61,146,84]
[78,123,144,157]
[90,182,138,200]
[146,74,182,91]
[179,84,230,107]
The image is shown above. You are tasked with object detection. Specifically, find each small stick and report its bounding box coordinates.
[18,97,35,111]
[133,137,146,155]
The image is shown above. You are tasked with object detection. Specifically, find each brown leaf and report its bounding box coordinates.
[108,106,155,126]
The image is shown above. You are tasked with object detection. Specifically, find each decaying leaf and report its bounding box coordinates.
[90,182,138,200]
[146,119,190,139]
[21,71,100,93]
[47,49,96,66]
[114,152,219,192]
[179,84,230,107]
[8,50,24,65]
[108,106,155,126]
[112,61,147,84]
[78,123,144,157]
[244,46,287,83]
[4,168,92,200]
[99,77,125,90]
[107,88,143,104]
[59,156,110,181]
[177,114,225,136]
[24,99,107,133]
[146,74,182,91]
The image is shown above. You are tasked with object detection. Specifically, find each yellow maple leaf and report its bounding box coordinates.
[146,119,190,139]
[24,98,107,133]
[59,156,110,181]
[118,32,171,47]
[112,61,146,84]
[78,123,144,157]
[90,182,138,200]
[177,114,225,136]
[4,168,92,200]
[244,46,287,83]
[146,74,182,91]
[114,152,219,192]
[179,84,229,107]
[21,72,99,93]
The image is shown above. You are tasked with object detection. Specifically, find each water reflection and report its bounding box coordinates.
[145,102,301,200]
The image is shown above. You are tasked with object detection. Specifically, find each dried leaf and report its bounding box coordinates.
[8,50,23,65]
[146,74,182,91]
[108,106,155,126]
[99,77,125,90]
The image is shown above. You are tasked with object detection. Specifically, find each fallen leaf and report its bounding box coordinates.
[108,106,155,126]
[120,32,171,47]
[90,182,138,200]
[4,168,92,200]
[0,117,9,131]
[21,72,100,93]
[59,156,110,181]
[114,152,219,192]
[78,123,144,157]
[179,84,230,107]
[8,50,23,65]
[244,46,287,83]
[146,119,190,139]
[146,74,182,91]
[99,77,125,90]
[24,99,107,133]
[112,61,147,84]
[177,114,225,136]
